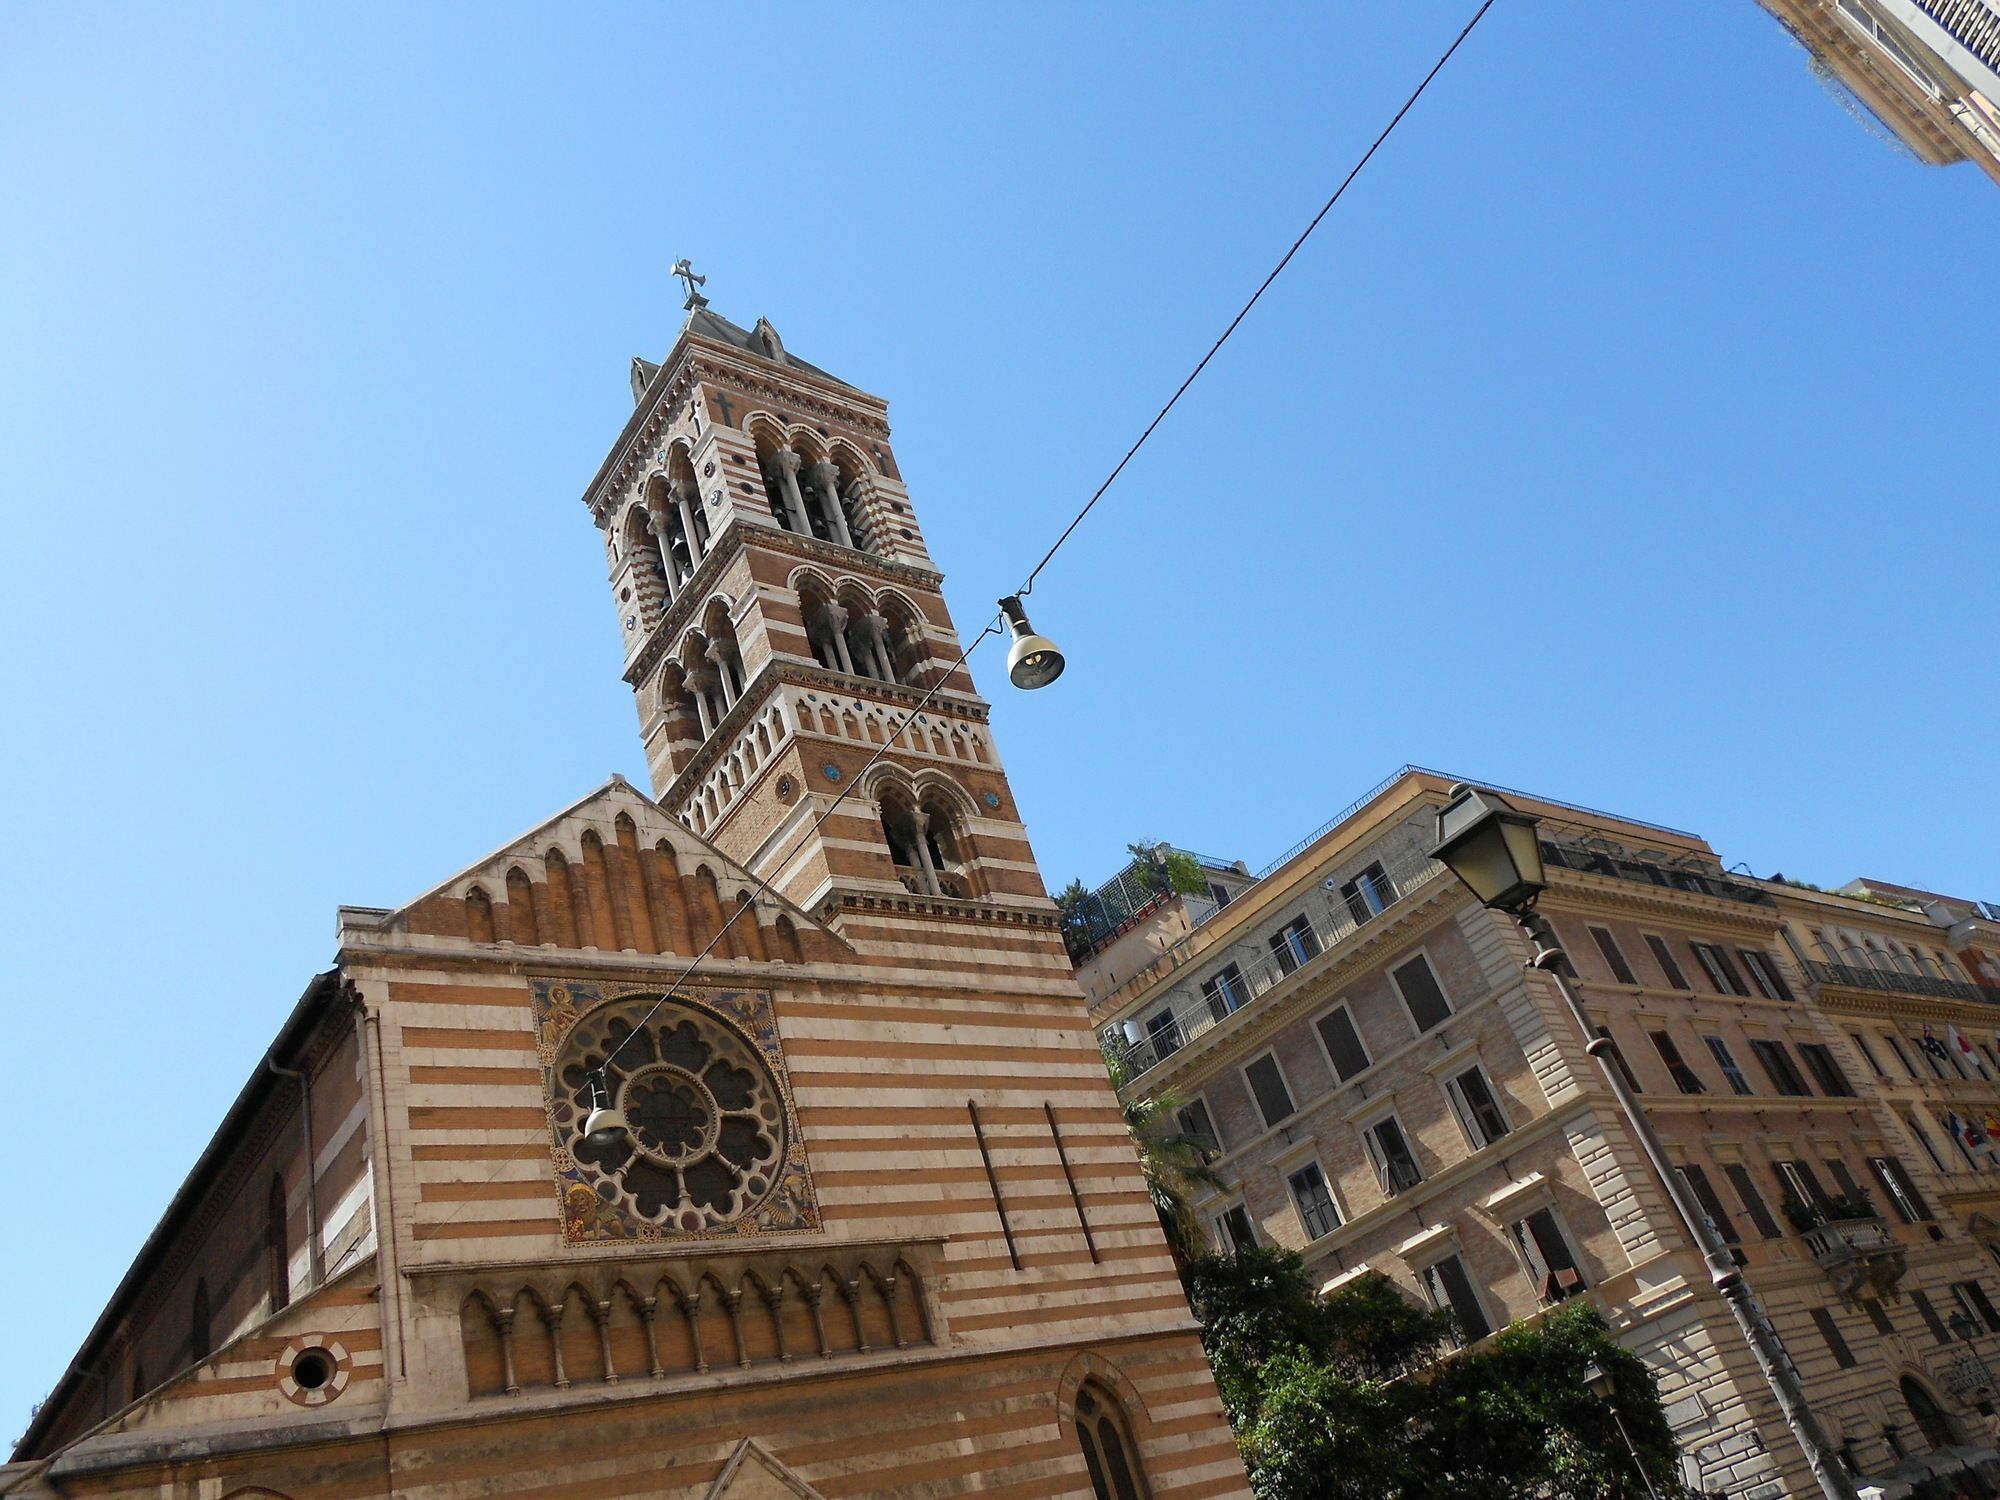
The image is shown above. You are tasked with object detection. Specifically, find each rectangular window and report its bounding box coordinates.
[1868,1156,1933,1222]
[1739,949,1793,1001]
[1286,1161,1342,1241]
[1597,1026,1642,1093]
[1391,953,1452,1033]
[1243,1053,1296,1129]
[1809,1307,1857,1368]
[1176,1098,1218,1156]
[1913,1029,1950,1079]
[1511,1207,1586,1302]
[1690,942,1749,996]
[1848,1031,1885,1077]
[1364,1116,1423,1195]
[1864,1299,1896,1337]
[1590,926,1637,985]
[1209,882,1232,909]
[1445,1065,1512,1149]
[1885,1033,1921,1079]
[1797,1043,1856,1098]
[1216,1202,1257,1255]
[1338,862,1395,925]
[1269,916,1320,976]
[1906,1115,1950,1174]
[1200,963,1247,1017]
[1650,1031,1707,1095]
[1644,935,1690,990]
[1679,1163,1739,1243]
[1749,1039,1812,1096]
[1911,1289,1951,1345]
[1314,1006,1371,1084]
[1956,1281,2000,1334]
[1419,1254,1492,1342]
[1703,1035,1753,1095]
[1724,1163,1783,1239]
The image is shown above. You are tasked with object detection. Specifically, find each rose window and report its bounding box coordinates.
[551,996,786,1234]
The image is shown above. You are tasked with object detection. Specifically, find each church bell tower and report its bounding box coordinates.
[583,283,1049,949]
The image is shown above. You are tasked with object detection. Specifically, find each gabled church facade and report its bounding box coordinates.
[5,301,1248,1500]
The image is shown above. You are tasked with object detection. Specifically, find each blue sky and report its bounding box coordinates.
[2,1,1995,1439]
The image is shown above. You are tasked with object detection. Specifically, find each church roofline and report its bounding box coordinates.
[579,308,888,523]
[13,970,344,1463]
[337,774,832,951]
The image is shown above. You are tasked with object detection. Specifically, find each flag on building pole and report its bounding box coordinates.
[1922,1023,1951,1062]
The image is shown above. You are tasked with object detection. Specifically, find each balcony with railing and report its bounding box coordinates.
[1803,960,2000,1007]
[1104,849,1446,1081]
[1801,1215,1908,1300]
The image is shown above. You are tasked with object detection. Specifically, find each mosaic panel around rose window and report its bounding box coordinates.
[532,980,820,1245]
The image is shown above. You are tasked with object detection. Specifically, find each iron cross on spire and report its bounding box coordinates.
[671,258,709,311]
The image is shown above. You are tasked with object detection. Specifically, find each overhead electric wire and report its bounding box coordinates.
[1017,0,1497,599]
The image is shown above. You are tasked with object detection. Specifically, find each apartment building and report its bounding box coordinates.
[1757,0,2000,185]
[1087,765,2000,1498]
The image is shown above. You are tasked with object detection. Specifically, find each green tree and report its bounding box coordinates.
[1184,1248,1687,1500]
[1103,1049,1224,1268]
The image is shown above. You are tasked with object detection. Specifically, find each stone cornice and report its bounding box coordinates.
[1541,868,1782,938]
[662,659,991,811]
[822,888,1060,931]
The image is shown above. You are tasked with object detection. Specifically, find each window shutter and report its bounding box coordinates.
[1392,955,1452,1033]
[1724,1164,1783,1239]
[1244,1054,1295,1128]
[1315,1007,1370,1082]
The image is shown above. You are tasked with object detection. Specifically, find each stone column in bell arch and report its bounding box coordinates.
[807,461,853,548]
[671,480,703,569]
[821,601,855,675]
[646,494,680,601]
[860,611,894,681]
[910,809,942,895]
[767,448,811,535]
[689,674,716,738]
[705,642,738,709]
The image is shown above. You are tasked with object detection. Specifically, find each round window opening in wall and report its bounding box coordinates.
[550,995,788,1234]
[291,1348,336,1391]
[276,1337,351,1407]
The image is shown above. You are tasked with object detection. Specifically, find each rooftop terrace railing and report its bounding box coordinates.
[1539,842,1773,906]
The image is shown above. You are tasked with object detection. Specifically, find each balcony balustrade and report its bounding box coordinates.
[1106,851,1446,1081]
[1800,1215,1908,1301]
[1803,960,2000,1007]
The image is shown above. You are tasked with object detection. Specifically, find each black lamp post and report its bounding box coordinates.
[1430,785,1860,1500]
[1582,1360,1663,1500]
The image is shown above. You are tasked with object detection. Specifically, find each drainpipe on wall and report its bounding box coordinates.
[265,1052,323,1290]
